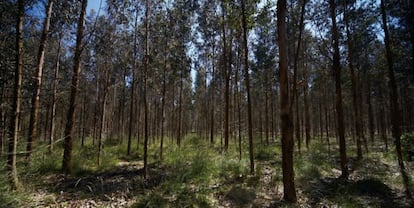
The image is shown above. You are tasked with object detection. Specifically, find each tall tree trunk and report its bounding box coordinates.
[49,35,61,153]
[7,0,24,189]
[177,68,183,146]
[27,0,54,160]
[380,0,412,198]
[160,31,168,161]
[222,0,230,152]
[330,0,348,178]
[344,0,363,159]
[210,45,215,145]
[127,12,139,156]
[241,0,255,175]
[143,0,150,178]
[292,0,307,154]
[277,0,297,202]
[62,0,87,175]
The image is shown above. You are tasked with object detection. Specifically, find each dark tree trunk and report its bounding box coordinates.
[344,0,363,159]
[241,0,255,175]
[330,0,348,178]
[62,0,87,175]
[277,0,297,202]
[380,0,412,198]
[143,0,150,178]
[222,0,230,151]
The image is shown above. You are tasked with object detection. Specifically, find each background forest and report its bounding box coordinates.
[0,0,413,207]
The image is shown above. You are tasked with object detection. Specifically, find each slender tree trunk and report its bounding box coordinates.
[143,0,150,178]
[160,33,168,161]
[222,0,230,152]
[210,43,216,145]
[277,0,297,202]
[380,0,411,198]
[97,80,107,166]
[7,0,24,189]
[27,0,54,160]
[292,0,307,154]
[127,12,139,156]
[265,84,270,145]
[344,0,363,159]
[62,0,87,175]
[177,69,183,146]
[49,36,61,153]
[241,0,255,175]
[330,0,348,178]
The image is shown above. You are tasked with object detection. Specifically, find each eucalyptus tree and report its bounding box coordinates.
[241,0,255,175]
[62,0,88,175]
[329,0,348,178]
[26,0,54,160]
[277,0,297,202]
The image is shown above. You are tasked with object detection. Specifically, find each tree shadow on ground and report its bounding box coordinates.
[47,162,165,201]
[301,175,412,208]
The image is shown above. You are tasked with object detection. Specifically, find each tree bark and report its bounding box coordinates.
[127,11,139,156]
[143,0,150,178]
[62,0,87,175]
[277,0,297,202]
[222,0,230,152]
[380,0,411,198]
[26,0,54,160]
[343,0,363,159]
[241,0,255,175]
[329,0,348,178]
[7,0,24,189]
[49,35,61,153]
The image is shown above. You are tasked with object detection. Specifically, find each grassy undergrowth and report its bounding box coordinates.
[0,134,413,207]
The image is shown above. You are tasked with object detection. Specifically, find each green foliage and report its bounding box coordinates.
[0,164,26,208]
[29,146,61,175]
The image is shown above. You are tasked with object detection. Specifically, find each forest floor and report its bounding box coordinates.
[1,134,414,207]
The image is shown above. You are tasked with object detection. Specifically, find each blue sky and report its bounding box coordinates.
[87,0,106,14]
